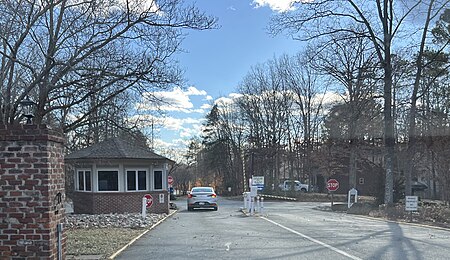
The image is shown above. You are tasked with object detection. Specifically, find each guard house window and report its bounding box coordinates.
[77,170,91,191]
[154,170,163,190]
[98,170,119,191]
[127,170,147,191]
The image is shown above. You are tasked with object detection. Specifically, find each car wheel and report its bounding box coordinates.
[213,207,218,211]
[300,188,307,193]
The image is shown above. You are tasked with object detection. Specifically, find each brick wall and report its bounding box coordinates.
[0,124,66,259]
[72,191,169,214]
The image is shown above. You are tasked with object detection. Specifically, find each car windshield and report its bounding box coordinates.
[191,188,213,193]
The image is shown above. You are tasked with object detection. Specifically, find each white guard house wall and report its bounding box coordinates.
[65,138,172,215]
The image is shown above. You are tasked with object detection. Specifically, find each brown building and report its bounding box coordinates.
[65,138,173,214]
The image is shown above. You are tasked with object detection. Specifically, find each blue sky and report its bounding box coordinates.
[151,0,304,157]
[177,0,302,98]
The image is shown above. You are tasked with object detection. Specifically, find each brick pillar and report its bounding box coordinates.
[0,124,66,259]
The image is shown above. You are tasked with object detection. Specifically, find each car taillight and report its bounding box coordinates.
[209,194,217,198]
[187,194,193,198]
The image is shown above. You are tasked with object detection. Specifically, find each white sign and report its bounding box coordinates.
[405,196,418,211]
[252,176,264,190]
[159,193,165,203]
[252,176,264,185]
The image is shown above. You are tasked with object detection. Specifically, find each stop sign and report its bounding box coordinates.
[144,194,153,208]
[327,179,340,192]
[168,175,174,185]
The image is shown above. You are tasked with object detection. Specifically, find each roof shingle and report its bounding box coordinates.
[65,137,169,161]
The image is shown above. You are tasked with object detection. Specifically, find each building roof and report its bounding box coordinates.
[65,137,171,161]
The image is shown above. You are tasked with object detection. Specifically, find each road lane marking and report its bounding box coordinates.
[260,216,362,260]
[225,242,231,251]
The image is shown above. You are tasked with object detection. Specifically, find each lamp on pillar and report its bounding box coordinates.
[19,96,36,124]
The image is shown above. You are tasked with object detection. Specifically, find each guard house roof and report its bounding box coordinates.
[65,137,172,162]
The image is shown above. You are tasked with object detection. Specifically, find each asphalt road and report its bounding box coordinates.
[116,197,450,260]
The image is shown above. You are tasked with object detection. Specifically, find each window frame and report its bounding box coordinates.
[153,170,163,190]
[97,169,120,192]
[76,169,92,192]
[126,169,148,192]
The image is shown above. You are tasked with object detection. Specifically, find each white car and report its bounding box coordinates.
[187,187,218,211]
[279,180,309,192]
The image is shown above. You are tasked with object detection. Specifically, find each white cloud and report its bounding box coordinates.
[185,86,207,96]
[128,114,160,127]
[214,93,243,106]
[161,116,201,131]
[201,103,212,110]
[322,91,343,106]
[180,128,198,138]
[252,0,306,12]
[155,138,191,159]
[139,86,211,113]
[117,0,161,14]
[215,97,234,105]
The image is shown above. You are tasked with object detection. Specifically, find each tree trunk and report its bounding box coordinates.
[383,34,395,205]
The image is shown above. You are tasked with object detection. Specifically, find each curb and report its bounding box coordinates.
[108,210,178,259]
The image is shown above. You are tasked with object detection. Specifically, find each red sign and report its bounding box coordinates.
[144,194,153,208]
[327,179,340,192]
[168,175,174,185]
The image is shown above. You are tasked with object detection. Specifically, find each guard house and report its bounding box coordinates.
[65,138,173,214]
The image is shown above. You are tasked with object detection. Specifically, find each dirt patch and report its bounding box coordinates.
[369,203,450,229]
[298,194,450,228]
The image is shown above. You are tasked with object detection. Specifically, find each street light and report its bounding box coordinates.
[19,96,35,124]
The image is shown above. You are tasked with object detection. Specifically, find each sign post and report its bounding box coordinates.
[326,179,340,207]
[142,194,153,219]
[142,197,147,219]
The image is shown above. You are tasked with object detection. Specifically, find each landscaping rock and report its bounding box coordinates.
[65,212,167,229]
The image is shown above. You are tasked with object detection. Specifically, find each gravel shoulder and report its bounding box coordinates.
[67,228,144,258]
[65,211,175,259]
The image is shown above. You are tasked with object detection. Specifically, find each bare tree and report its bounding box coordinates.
[403,2,450,196]
[269,0,444,204]
[307,34,380,189]
[281,53,327,187]
[0,0,216,132]
[238,58,295,186]
[200,100,247,194]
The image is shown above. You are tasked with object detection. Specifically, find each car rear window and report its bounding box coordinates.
[192,188,213,193]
